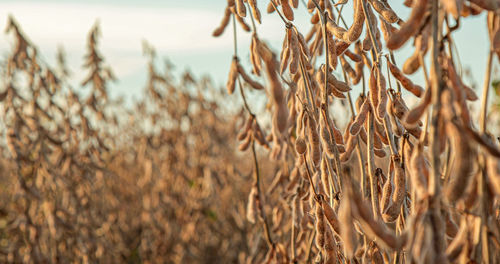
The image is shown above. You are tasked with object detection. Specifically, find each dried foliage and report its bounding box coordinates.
[0,16,260,263]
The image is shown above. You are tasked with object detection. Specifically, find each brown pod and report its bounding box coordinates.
[280,30,291,74]
[340,56,357,80]
[248,0,262,23]
[404,87,431,125]
[235,0,246,17]
[386,0,429,50]
[238,132,253,151]
[445,122,476,202]
[350,98,370,136]
[282,0,294,21]
[379,16,397,42]
[344,0,365,43]
[295,136,307,155]
[335,40,350,56]
[370,0,399,23]
[320,119,336,159]
[409,144,429,196]
[382,157,405,222]
[297,31,311,58]
[308,117,321,167]
[322,199,341,235]
[324,227,338,264]
[237,64,264,90]
[289,29,300,75]
[328,118,344,145]
[212,7,231,37]
[246,184,259,223]
[315,199,326,248]
[233,8,251,31]
[327,34,338,69]
[388,61,424,97]
[237,115,254,140]
[340,134,358,162]
[326,20,347,40]
[369,66,379,110]
[226,58,239,94]
[379,167,393,218]
[344,49,362,63]
[376,67,387,120]
[250,35,262,76]
[267,1,275,13]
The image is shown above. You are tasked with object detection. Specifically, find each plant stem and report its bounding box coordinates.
[480,50,494,133]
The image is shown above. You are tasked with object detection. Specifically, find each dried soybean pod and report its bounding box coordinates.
[246,183,258,223]
[340,56,357,80]
[369,66,379,110]
[379,167,393,215]
[335,40,350,55]
[350,98,370,136]
[388,61,424,97]
[386,0,429,50]
[326,20,347,40]
[237,115,254,140]
[237,64,264,90]
[344,49,362,62]
[297,31,310,58]
[402,41,422,74]
[213,7,232,37]
[340,134,358,162]
[235,0,246,17]
[409,144,429,196]
[383,156,405,222]
[327,34,338,69]
[226,58,239,94]
[344,0,365,43]
[315,197,326,248]
[324,227,338,264]
[463,84,478,101]
[445,121,476,202]
[308,116,321,167]
[234,11,251,31]
[295,136,307,155]
[328,118,344,145]
[280,31,291,74]
[282,0,294,21]
[289,29,300,75]
[370,0,399,23]
[250,35,262,76]
[328,73,351,93]
[338,193,357,258]
[322,201,340,235]
[320,118,336,159]
[376,67,387,120]
[238,132,253,151]
[445,218,468,262]
[248,0,262,23]
[405,87,431,125]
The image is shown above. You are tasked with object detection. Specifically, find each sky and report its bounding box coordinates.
[0,0,496,106]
